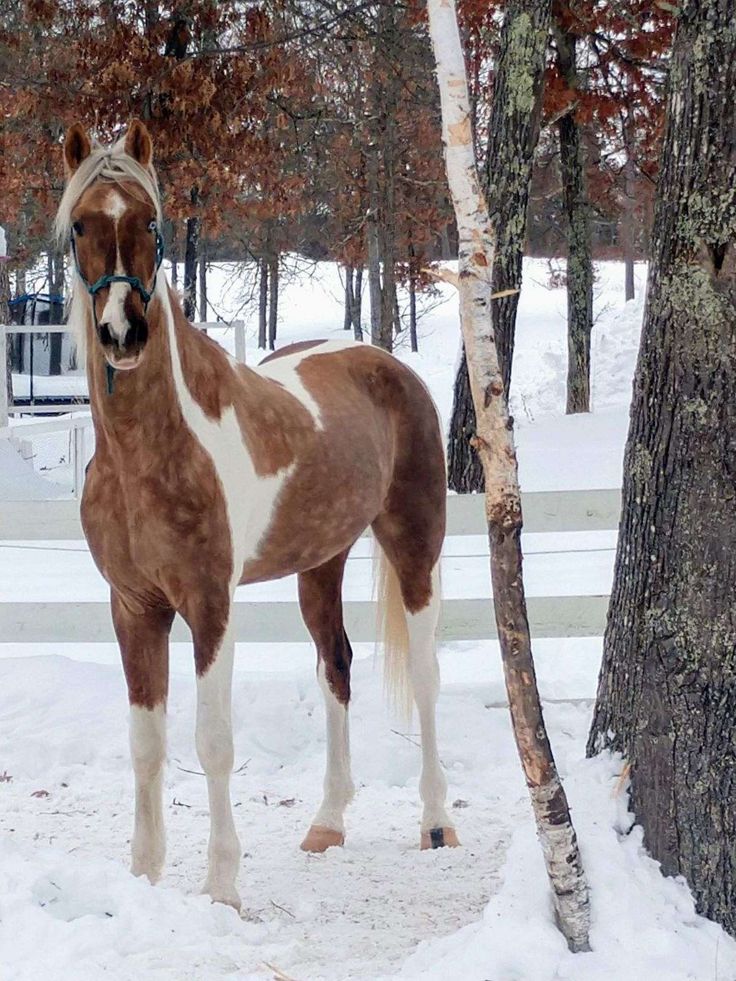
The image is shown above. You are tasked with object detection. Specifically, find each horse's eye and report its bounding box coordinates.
[148,220,157,233]
[72,220,84,236]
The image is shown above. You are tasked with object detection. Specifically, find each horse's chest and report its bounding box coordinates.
[82,454,232,603]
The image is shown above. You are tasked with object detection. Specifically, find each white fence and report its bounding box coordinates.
[0,490,621,643]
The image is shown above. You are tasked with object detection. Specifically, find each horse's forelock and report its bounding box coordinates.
[54,143,162,244]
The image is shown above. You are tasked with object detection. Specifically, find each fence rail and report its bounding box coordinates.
[0,489,621,643]
[0,488,622,539]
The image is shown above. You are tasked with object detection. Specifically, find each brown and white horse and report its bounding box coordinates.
[56,120,457,910]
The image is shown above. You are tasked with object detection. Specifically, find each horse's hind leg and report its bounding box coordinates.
[298,549,355,853]
[112,591,175,883]
[372,516,458,850]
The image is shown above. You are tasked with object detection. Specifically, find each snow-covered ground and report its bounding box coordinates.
[3,259,736,980]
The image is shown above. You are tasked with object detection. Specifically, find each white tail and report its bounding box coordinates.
[374,543,413,720]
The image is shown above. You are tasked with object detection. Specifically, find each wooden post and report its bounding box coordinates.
[426,0,591,953]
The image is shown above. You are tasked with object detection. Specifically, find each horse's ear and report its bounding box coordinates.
[125,119,153,167]
[64,124,92,175]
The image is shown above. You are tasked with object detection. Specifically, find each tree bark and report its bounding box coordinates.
[268,254,278,351]
[427,0,590,953]
[553,14,594,415]
[588,0,736,936]
[446,0,550,492]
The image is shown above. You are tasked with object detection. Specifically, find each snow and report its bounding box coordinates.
[3,258,736,980]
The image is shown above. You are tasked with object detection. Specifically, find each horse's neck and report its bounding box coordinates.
[86,283,255,455]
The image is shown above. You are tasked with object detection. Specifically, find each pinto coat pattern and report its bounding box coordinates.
[59,120,457,910]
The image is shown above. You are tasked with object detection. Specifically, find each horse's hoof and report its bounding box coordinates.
[300,825,345,853]
[420,827,460,850]
[202,883,242,911]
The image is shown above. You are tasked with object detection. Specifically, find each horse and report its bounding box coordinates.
[56,119,458,910]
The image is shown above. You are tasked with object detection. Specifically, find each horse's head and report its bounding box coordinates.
[58,120,163,371]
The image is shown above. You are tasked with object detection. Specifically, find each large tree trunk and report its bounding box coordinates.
[588,0,736,935]
[553,15,594,415]
[427,0,590,953]
[446,0,550,492]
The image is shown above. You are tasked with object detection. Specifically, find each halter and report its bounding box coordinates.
[70,220,164,313]
[70,220,164,395]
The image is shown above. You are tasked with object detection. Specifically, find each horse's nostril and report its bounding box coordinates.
[123,320,148,350]
[97,322,114,346]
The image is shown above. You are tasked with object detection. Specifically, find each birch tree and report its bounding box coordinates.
[426,0,590,953]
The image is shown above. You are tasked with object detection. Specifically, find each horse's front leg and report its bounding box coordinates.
[190,605,241,910]
[111,591,174,883]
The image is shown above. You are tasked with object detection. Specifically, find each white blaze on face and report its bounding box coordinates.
[98,190,132,344]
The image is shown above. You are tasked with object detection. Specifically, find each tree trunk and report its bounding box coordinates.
[198,250,207,322]
[621,147,637,302]
[0,260,11,422]
[366,144,383,347]
[486,0,550,392]
[446,0,550,492]
[554,16,594,415]
[352,266,363,341]
[409,258,418,353]
[344,265,354,330]
[268,254,278,351]
[427,0,590,953]
[447,353,485,492]
[183,188,200,322]
[588,0,736,936]
[258,257,268,349]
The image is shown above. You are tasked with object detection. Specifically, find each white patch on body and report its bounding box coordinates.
[129,704,167,882]
[312,660,355,833]
[255,339,358,430]
[160,279,292,577]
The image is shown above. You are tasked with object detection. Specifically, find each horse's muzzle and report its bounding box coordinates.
[97,315,149,370]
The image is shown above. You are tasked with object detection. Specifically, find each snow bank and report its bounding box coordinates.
[393,750,736,981]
